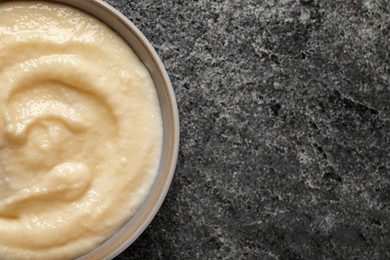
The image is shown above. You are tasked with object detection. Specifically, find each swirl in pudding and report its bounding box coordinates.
[0,1,162,259]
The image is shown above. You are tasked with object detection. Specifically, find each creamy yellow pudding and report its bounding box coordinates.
[0,1,163,259]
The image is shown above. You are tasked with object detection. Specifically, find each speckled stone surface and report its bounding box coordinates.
[105,0,390,259]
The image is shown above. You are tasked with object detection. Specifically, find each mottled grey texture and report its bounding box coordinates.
[105,0,390,259]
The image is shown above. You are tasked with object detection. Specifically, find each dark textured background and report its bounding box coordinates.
[105,0,390,259]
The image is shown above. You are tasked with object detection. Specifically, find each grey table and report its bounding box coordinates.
[107,0,390,259]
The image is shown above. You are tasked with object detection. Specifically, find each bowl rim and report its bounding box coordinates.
[0,0,179,259]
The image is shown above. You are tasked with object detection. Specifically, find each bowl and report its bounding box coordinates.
[23,0,179,259]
